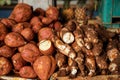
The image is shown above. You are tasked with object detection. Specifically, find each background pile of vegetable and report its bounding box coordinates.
[0,3,120,80]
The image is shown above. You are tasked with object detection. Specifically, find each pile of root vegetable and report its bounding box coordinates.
[0,3,120,80]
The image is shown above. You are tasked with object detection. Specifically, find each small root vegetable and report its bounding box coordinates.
[12,22,31,33]
[46,6,59,21]
[65,20,76,32]
[84,42,93,50]
[0,57,12,76]
[1,18,16,29]
[86,56,96,76]
[0,45,14,58]
[20,28,34,41]
[4,32,26,47]
[19,42,42,63]
[42,17,53,25]
[19,66,37,78]
[54,21,62,32]
[72,41,82,53]
[55,52,67,68]
[9,3,32,22]
[38,27,54,41]
[12,53,26,70]
[53,37,76,59]
[33,56,56,80]
[38,39,54,55]
[0,22,8,41]
[33,8,45,16]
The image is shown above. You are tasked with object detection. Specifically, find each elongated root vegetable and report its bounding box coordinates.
[12,53,26,70]
[53,37,76,59]
[0,57,12,76]
[59,28,74,44]
[4,32,26,47]
[38,39,54,55]
[19,66,37,78]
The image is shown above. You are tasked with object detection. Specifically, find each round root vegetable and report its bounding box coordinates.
[33,56,56,80]
[12,22,31,33]
[33,8,45,16]
[0,22,8,41]
[9,3,32,22]
[38,27,54,41]
[1,18,16,29]
[12,53,26,70]
[54,21,62,32]
[4,32,26,47]
[38,39,54,55]
[42,17,53,25]
[0,57,12,76]
[46,6,59,21]
[19,43,42,63]
[0,45,14,58]
[20,28,34,41]
[19,66,37,78]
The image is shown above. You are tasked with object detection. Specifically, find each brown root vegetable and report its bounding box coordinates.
[84,42,93,50]
[55,52,67,68]
[0,45,14,58]
[19,42,42,63]
[54,21,62,32]
[33,56,56,80]
[0,22,8,41]
[86,56,96,76]
[19,66,37,78]
[72,41,81,53]
[33,8,45,16]
[42,17,53,25]
[1,18,16,29]
[107,48,119,62]
[4,32,26,47]
[38,27,54,41]
[65,20,76,32]
[30,16,43,33]
[38,39,54,55]
[46,6,59,21]
[59,27,75,44]
[9,3,32,22]
[12,53,26,70]
[52,37,76,59]
[0,57,12,76]
[20,28,34,41]
[12,22,31,33]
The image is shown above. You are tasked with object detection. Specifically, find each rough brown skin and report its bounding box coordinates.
[46,6,59,21]
[65,20,76,32]
[20,28,34,41]
[19,42,42,63]
[12,22,31,33]
[33,56,56,80]
[0,45,14,58]
[0,22,8,41]
[54,21,62,32]
[33,8,45,16]
[42,17,53,25]
[38,27,54,41]
[19,66,37,78]
[12,53,26,70]
[30,16,43,33]
[9,3,32,22]
[38,39,54,55]
[1,18,16,29]
[4,32,26,47]
[0,57,12,76]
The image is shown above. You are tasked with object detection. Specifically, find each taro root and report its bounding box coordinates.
[19,42,42,63]
[4,32,26,47]
[12,22,31,33]
[12,53,26,70]
[46,6,59,21]
[1,18,16,29]
[42,17,53,25]
[38,39,54,55]
[0,45,14,58]
[38,27,54,41]
[54,21,62,32]
[33,56,56,80]
[0,57,12,76]
[33,8,45,16]
[9,3,32,22]
[20,28,34,41]
[0,22,8,41]
[19,66,37,78]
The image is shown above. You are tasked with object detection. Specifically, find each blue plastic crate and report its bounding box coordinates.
[98,0,120,28]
